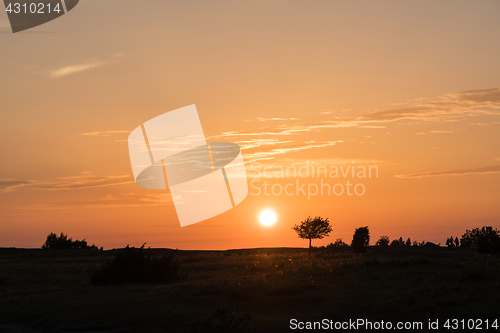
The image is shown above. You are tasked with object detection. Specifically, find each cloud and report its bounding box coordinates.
[244,117,300,122]
[235,139,293,150]
[211,120,379,139]
[395,165,500,178]
[81,130,129,136]
[50,62,104,79]
[415,130,458,135]
[359,88,500,122]
[452,88,500,105]
[243,140,343,162]
[33,173,134,190]
[0,172,134,194]
[7,192,175,215]
[0,179,35,193]
[103,192,174,204]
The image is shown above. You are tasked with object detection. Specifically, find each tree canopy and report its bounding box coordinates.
[42,232,99,250]
[351,226,370,253]
[460,226,500,253]
[292,216,332,252]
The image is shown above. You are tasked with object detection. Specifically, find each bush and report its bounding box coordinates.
[461,226,500,254]
[375,236,390,247]
[42,232,99,250]
[326,238,349,251]
[390,239,399,247]
[90,244,186,285]
[351,226,370,253]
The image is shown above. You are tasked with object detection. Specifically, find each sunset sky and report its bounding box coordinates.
[1,0,500,249]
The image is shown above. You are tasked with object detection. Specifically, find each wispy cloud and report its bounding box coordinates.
[211,120,380,140]
[244,117,300,122]
[103,192,174,204]
[415,130,460,135]
[0,172,134,194]
[216,88,500,147]
[0,180,35,193]
[395,165,500,178]
[34,173,134,190]
[50,61,104,79]
[7,192,174,215]
[81,130,129,137]
[243,140,343,162]
[359,88,500,122]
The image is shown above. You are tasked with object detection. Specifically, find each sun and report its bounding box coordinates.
[259,210,276,226]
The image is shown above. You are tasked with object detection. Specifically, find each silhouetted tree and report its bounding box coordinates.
[375,235,390,247]
[292,216,332,254]
[454,237,459,248]
[390,239,399,247]
[405,238,411,247]
[42,232,98,250]
[460,226,500,254]
[351,226,370,253]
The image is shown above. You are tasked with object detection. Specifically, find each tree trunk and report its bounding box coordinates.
[309,238,311,255]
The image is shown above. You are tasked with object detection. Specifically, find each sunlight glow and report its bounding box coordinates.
[259,210,276,226]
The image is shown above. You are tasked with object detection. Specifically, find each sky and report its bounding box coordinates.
[1,0,500,249]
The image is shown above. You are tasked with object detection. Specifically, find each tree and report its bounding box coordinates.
[42,232,99,250]
[405,238,411,247]
[292,216,332,254]
[375,235,389,247]
[42,232,72,249]
[351,226,370,253]
[460,226,500,254]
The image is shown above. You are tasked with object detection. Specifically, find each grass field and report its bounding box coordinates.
[0,246,499,332]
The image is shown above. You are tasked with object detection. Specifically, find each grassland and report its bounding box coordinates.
[0,246,499,332]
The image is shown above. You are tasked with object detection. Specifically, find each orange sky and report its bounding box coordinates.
[1,0,500,249]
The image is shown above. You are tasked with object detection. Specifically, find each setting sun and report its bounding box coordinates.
[259,210,276,226]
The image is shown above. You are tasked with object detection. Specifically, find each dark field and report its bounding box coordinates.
[1,247,499,332]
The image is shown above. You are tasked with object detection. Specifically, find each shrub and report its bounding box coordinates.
[90,244,186,285]
[42,232,99,250]
[390,239,399,247]
[461,226,500,254]
[326,238,349,251]
[375,236,390,247]
[351,226,370,253]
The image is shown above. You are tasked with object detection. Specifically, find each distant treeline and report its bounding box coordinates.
[322,226,500,254]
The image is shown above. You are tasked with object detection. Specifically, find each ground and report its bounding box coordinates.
[0,246,499,332]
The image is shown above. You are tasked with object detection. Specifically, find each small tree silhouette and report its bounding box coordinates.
[292,216,332,254]
[405,238,411,247]
[42,232,98,250]
[351,226,370,253]
[375,235,390,247]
